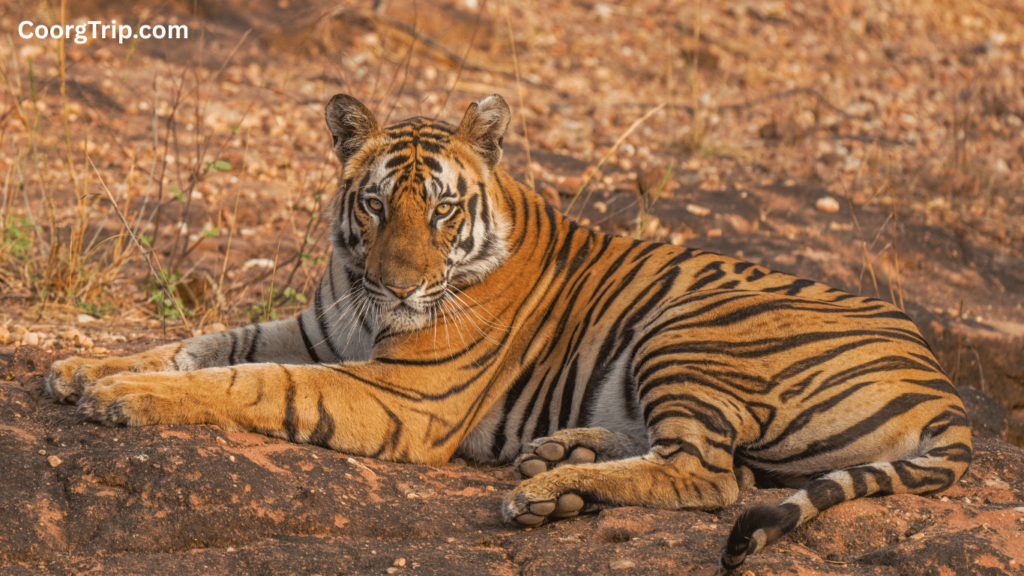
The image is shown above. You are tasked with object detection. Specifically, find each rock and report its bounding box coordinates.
[77,314,99,324]
[609,559,635,570]
[393,557,406,567]
[0,327,10,345]
[685,203,711,217]
[21,332,39,347]
[958,386,1009,441]
[46,455,62,468]
[816,196,841,213]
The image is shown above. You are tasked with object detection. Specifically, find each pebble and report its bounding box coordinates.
[686,203,711,217]
[47,455,62,468]
[393,558,406,567]
[0,327,11,345]
[593,201,608,214]
[706,228,723,238]
[816,196,841,213]
[38,450,47,456]
[610,559,635,570]
[386,568,399,574]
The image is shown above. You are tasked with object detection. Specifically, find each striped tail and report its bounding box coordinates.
[720,427,972,570]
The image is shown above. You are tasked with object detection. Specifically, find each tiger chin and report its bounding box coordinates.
[46,93,971,570]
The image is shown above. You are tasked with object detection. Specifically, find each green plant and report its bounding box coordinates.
[70,290,117,319]
[247,286,307,321]
[145,270,193,320]
[2,216,33,261]
[203,159,232,174]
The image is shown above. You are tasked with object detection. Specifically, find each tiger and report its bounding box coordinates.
[45,93,972,570]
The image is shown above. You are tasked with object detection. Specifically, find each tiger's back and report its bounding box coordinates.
[46,94,970,571]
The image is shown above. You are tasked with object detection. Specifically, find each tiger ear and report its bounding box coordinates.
[325,94,381,166]
[456,94,511,169]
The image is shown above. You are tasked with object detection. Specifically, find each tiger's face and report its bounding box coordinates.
[325,95,512,332]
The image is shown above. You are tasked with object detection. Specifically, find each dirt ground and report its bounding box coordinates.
[1,0,1024,573]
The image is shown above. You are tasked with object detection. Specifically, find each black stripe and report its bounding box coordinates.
[246,325,262,363]
[298,315,322,363]
[283,369,298,442]
[308,393,336,448]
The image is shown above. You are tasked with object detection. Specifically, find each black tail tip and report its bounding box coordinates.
[720,504,801,570]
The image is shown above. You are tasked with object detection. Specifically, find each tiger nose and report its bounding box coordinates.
[386,283,418,299]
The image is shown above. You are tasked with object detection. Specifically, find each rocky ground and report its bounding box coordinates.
[2,0,1024,573]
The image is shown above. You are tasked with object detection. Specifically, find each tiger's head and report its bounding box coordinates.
[324,94,513,332]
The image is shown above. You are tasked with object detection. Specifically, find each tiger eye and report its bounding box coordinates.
[367,198,384,212]
[435,203,453,216]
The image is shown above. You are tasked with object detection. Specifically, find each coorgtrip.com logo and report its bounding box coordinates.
[19,20,189,44]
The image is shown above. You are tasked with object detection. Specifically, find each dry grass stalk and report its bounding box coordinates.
[565,103,666,217]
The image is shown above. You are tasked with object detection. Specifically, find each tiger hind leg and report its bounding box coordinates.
[720,422,972,570]
[504,424,741,526]
[514,427,648,479]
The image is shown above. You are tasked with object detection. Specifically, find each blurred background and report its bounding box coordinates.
[0,0,1022,434]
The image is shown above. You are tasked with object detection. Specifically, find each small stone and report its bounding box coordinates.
[706,228,723,238]
[229,455,236,462]
[0,327,11,345]
[77,313,99,324]
[47,455,62,468]
[610,559,635,570]
[386,568,399,575]
[816,196,841,213]
[80,337,95,350]
[685,203,711,217]
[22,332,40,347]
[593,201,608,214]
[38,450,46,456]
[446,537,455,543]
[216,436,228,445]
[393,558,406,567]
[485,485,495,492]
[92,347,109,355]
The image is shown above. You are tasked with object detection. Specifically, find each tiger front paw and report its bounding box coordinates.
[46,345,181,404]
[45,356,124,404]
[75,376,154,426]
